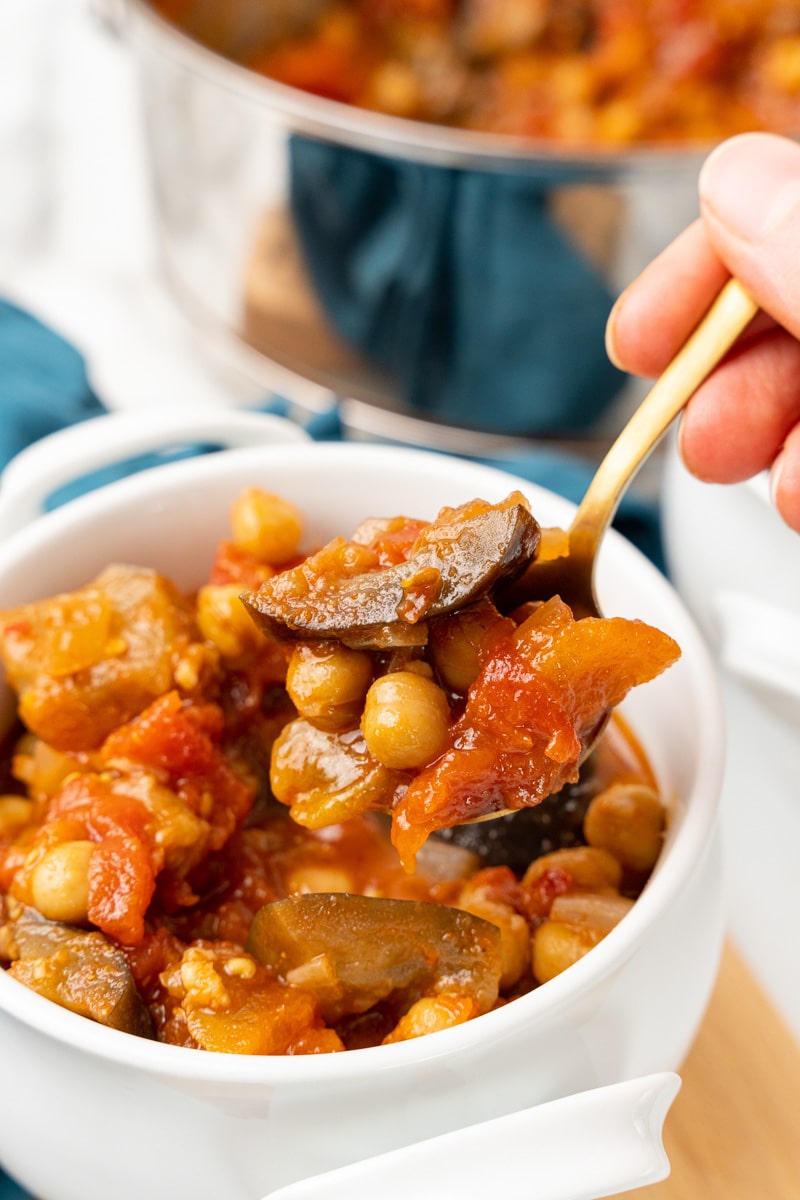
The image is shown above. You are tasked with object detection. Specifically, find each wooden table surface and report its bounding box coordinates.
[628,941,800,1198]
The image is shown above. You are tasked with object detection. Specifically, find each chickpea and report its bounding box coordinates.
[762,37,800,92]
[429,600,510,694]
[461,896,530,989]
[584,783,665,873]
[230,487,303,564]
[532,920,598,984]
[402,659,434,680]
[383,994,478,1044]
[532,888,635,985]
[30,839,94,924]
[286,642,373,731]
[287,866,354,895]
[522,846,622,894]
[12,740,79,798]
[595,98,643,144]
[0,796,35,837]
[370,62,420,117]
[196,584,261,659]
[361,671,450,770]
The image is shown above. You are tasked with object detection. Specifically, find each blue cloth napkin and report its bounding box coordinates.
[0,298,663,564]
[289,138,625,436]
[0,1173,27,1200]
[0,298,662,1199]
[0,300,104,460]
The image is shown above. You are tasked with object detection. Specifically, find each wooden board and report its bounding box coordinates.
[627,941,800,1198]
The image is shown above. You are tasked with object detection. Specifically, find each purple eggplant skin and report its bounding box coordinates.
[242,502,541,650]
[4,906,154,1038]
[246,892,502,1021]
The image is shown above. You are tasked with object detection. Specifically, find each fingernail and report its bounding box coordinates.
[699,133,800,241]
[770,451,785,510]
[605,299,624,368]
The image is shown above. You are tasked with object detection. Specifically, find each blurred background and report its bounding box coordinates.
[4,0,799,449]
[1,0,799,1051]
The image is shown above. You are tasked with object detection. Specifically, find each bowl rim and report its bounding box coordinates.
[126,0,714,176]
[0,442,724,1082]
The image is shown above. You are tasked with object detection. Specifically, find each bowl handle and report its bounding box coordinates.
[265,1072,680,1200]
[0,408,309,540]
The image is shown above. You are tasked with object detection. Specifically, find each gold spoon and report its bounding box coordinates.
[469,277,759,828]
[505,277,759,620]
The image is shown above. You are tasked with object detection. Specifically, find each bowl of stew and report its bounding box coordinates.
[118,0,799,446]
[0,411,725,1200]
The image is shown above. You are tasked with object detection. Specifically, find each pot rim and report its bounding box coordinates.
[125,0,713,176]
[0,442,724,1084]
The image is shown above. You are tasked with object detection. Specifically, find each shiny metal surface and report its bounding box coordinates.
[124,0,706,447]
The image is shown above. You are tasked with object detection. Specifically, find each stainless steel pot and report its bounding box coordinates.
[121,0,707,449]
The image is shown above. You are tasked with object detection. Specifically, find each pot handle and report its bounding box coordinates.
[0,408,309,541]
[264,1072,680,1200]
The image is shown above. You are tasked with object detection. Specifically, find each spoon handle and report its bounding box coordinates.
[569,277,759,577]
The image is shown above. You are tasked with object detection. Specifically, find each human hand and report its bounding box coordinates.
[606,132,800,533]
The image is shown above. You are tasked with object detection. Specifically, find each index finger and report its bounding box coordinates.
[605,220,768,378]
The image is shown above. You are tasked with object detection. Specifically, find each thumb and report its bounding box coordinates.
[699,132,800,340]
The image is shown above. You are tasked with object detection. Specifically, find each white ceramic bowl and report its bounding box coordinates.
[0,413,726,1200]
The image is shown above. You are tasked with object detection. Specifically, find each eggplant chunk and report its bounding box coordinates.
[243,499,540,650]
[246,893,502,1021]
[6,907,154,1038]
